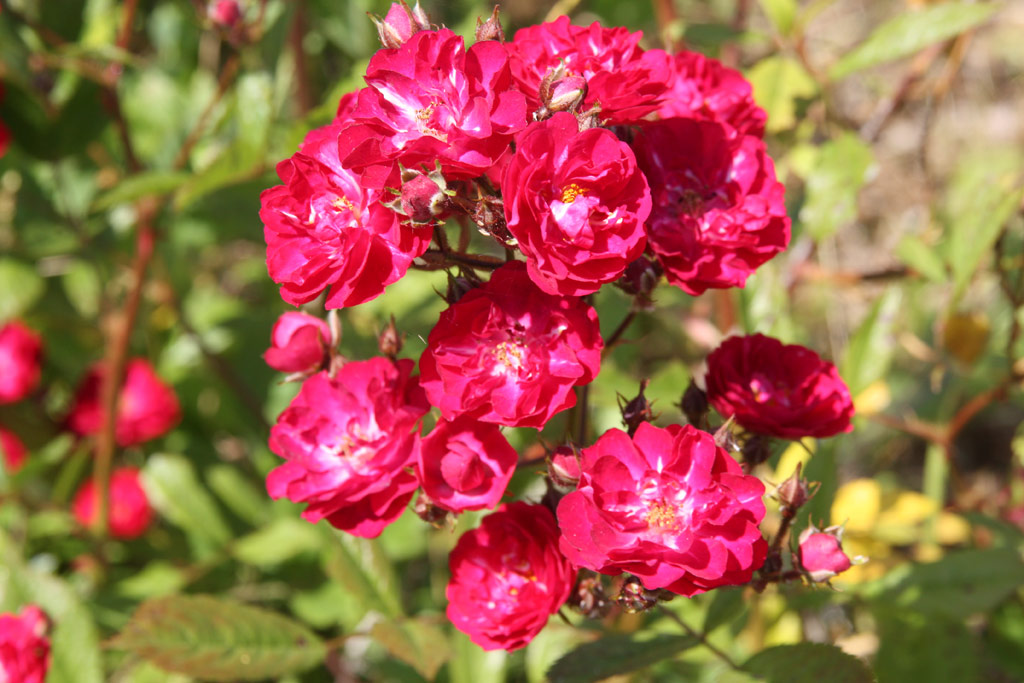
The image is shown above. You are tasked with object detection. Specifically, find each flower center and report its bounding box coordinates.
[560,183,587,204]
[645,500,680,531]
[749,375,790,406]
[492,341,526,374]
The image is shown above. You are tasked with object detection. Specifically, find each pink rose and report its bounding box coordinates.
[208,0,241,27]
[657,50,767,138]
[0,605,50,683]
[417,416,517,513]
[0,425,27,473]
[371,1,430,49]
[704,334,854,439]
[267,358,430,538]
[503,113,650,296]
[419,262,602,429]
[557,422,767,596]
[506,17,670,125]
[72,467,154,539]
[263,311,332,374]
[0,320,43,404]
[67,358,181,447]
[338,29,527,187]
[798,525,853,582]
[547,445,581,490]
[447,502,575,651]
[632,118,790,295]
[261,119,431,309]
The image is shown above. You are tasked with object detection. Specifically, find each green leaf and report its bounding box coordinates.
[61,259,102,318]
[116,561,189,600]
[895,235,948,282]
[232,518,322,567]
[746,56,817,133]
[799,133,874,241]
[0,258,44,320]
[858,547,1024,620]
[830,3,1002,81]
[91,170,190,211]
[743,643,875,682]
[141,454,232,559]
[370,616,453,681]
[758,0,798,35]
[873,609,978,683]
[323,529,404,618]
[109,595,325,681]
[207,464,272,526]
[840,287,902,397]
[547,634,698,683]
[702,587,748,634]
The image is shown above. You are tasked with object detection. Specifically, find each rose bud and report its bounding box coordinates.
[0,320,43,404]
[263,311,332,375]
[680,381,709,428]
[391,166,451,225]
[740,434,772,471]
[474,6,505,43]
[618,379,655,437]
[208,0,242,27]
[0,425,27,474]
[547,446,581,491]
[617,256,662,307]
[798,524,853,582]
[0,605,50,683]
[776,462,817,514]
[369,0,430,49]
[378,315,403,360]
[72,467,155,540]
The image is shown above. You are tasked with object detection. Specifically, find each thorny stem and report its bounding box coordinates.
[657,605,742,671]
[418,249,505,271]
[602,308,638,358]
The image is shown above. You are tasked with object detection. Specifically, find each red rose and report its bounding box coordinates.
[798,525,853,582]
[72,467,154,539]
[704,334,854,439]
[557,422,767,596]
[446,502,575,651]
[0,605,50,683]
[0,84,9,158]
[657,50,767,138]
[506,17,670,125]
[419,262,602,429]
[0,320,42,404]
[0,426,27,473]
[417,416,517,513]
[208,0,241,27]
[503,113,650,296]
[263,311,332,374]
[632,118,790,295]
[338,29,527,187]
[261,120,430,309]
[267,359,429,538]
[67,358,181,447]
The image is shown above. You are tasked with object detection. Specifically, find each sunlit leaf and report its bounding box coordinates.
[370,616,453,681]
[746,56,818,132]
[547,634,698,683]
[799,133,874,241]
[744,643,874,682]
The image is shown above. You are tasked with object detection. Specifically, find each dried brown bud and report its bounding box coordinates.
[413,491,450,527]
[680,381,709,427]
[378,315,403,359]
[616,576,659,613]
[474,6,505,42]
[617,256,662,308]
[741,434,772,470]
[570,575,611,619]
[776,462,819,515]
[618,379,656,437]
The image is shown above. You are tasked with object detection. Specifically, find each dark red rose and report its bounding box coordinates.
[503,113,650,296]
[632,118,789,295]
[447,502,575,651]
[0,605,50,683]
[658,50,767,138]
[72,467,154,539]
[0,425,27,473]
[419,262,602,429]
[557,422,767,596]
[704,334,854,439]
[0,320,42,404]
[267,359,429,538]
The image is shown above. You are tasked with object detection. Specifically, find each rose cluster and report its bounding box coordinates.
[259,3,853,652]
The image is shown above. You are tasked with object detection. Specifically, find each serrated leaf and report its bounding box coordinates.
[323,529,403,618]
[232,518,322,567]
[91,170,190,211]
[61,259,102,317]
[746,56,817,133]
[873,609,978,683]
[547,634,698,683]
[840,287,901,397]
[858,547,1024,620]
[141,454,232,559]
[0,259,44,320]
[830,3,1001,81]
[895,235,948,282]
[743,642,874,682]
[799,133,874,241]
[110,595,324,681]
[370,617,453,681]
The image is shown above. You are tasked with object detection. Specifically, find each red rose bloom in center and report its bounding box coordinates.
[419,262,602,429]
[503,113,650,296]
[557,422,767,596]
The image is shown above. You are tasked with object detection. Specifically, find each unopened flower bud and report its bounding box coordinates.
[548,446,581,490]
[378,315,403,359]
[545,74,587,114]
[618,379,655,437]
[208,0,242,27]
[393,167,450,225]
[474,6,505,42]
[445,273,477,304]
[798,524,853,582]
[413,491,451,527]
[741,434,772,470]
[776,462,818,514]
[369,0,431,49]
[680,381,709,427]
[713,416,740,453]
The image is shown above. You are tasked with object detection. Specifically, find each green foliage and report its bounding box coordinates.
[109,595,325,680]
[799,133,875,242]
[547,634,699,683]
[743,643,875,683]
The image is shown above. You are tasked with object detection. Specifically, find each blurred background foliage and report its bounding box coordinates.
[0,0,1023,681]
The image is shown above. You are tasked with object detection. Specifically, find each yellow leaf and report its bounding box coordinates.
[773,438,815,484]
[831,479,881,533]
[853,380,891,416]
[935,512,971,545]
